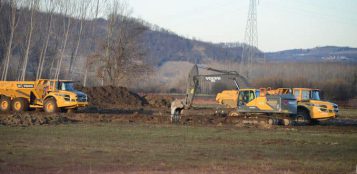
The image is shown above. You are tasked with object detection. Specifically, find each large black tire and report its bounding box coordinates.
[268,118,279,125]
[296,109,311,125]
[310,119,320,125]
[43,98,59,113]
[12,98,29,112]
[0,96,11,112]
[60,108,77,113]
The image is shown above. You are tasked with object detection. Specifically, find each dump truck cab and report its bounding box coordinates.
[267,88,338,123]
[292,88,338,121]
[0,79,88,113]
[41,80,88,112]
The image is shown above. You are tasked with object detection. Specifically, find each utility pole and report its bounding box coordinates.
[240,0,259,79]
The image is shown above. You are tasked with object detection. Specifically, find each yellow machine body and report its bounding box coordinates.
[216,90,238,108]
[267,88,338,120]
[216,88,296,114]
[0,79,88,112]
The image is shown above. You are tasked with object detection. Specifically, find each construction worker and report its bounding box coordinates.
[248,91,255,102]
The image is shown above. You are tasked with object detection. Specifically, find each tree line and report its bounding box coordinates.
[0,0,150,87]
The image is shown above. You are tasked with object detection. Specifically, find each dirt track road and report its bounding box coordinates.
[1,107,356,130]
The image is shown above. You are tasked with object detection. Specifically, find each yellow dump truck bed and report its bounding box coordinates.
[0,81,38,99]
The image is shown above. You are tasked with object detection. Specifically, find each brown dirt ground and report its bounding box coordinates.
[143,94,175,108]
[0,88,356,129]
[80,86,146,108]
[1,106,356,132]
[78,86,174,109]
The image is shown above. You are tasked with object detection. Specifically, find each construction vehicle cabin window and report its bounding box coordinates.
[239,90,255,105]
[249,91,255,101]
[294,90,300,99]
[50,81,55,90]
[59,82,75,91]
[255,90,260,98]
[311,90,321,100]
[302,90,310,100]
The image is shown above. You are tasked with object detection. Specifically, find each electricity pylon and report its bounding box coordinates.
[240,0,259,79]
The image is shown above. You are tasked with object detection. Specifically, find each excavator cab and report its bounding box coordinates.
[238,89,256,106]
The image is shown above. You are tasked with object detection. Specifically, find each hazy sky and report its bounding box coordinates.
[128,0,357,51]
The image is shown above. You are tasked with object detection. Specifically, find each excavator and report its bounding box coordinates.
[170,65,297,125]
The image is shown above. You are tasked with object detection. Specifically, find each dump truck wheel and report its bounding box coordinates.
[268,118,279,125]
[60,108,76,113]
[44,98,59,113]
[282,118,291,126]
[0,97,11,112]
[66,109,77,113]
[296,110,311,125]
[12,98,29,112]
[310,119,320,125]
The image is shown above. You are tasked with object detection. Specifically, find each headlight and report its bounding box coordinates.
[76,95,87,102]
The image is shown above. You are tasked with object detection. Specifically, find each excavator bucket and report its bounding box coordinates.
[170,64,199,123]
[185,64,199,108]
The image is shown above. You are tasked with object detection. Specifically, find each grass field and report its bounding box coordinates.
[339,108,357,119]
[0,122,356,174]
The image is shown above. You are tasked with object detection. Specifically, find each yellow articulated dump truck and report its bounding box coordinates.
[0,79,88,113]
[267,88,338,124]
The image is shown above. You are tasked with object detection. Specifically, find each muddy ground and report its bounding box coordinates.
[0,86,356,129]
[1,107,356,133]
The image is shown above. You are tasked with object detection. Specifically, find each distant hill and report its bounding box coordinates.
[140,29,257,66]
[137,25,357,64]
[265,46,357,62]
[1,3,355,81]
[65,17,262,66]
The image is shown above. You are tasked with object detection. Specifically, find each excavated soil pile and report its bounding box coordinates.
[81,86,147,108]
[0,113,69,127]
[143,95,175,108]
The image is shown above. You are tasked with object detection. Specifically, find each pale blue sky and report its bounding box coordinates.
[127,0,357,51]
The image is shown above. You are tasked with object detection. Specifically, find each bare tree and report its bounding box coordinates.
[36,0,55,80]
[67,0,90,79]
[19,0,39,81]
[97,0,149,86]
[54,0,73,80]
[83,0,102,87]
[99,0,120,86]
[84,53,100,86]
[1,0,21,81]
[0,0,4,12]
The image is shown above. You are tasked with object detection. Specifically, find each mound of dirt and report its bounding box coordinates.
[0,113,69,127]
[81,86,147,108]
[143,95,175,108]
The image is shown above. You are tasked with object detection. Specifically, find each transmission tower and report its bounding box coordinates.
[240,0,259,79]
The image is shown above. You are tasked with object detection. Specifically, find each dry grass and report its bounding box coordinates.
[0,121,356,174]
